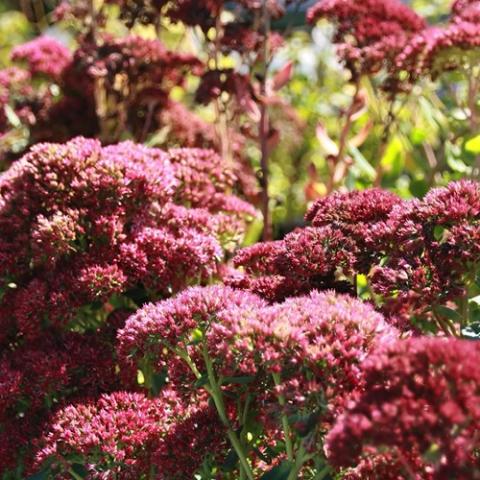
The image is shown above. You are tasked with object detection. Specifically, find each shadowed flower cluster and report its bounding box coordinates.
[326,338,480,479]
[33,390,226,479]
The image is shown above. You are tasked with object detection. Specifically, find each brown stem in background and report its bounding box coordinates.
[87,0,110,142]
[326,81,361,193]
[423,142,439,187]
[259,0,272,241]
[19,0,48,31]
[467,73,479,131]
[213,14,232,164]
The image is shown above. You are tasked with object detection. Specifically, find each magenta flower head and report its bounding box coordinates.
[11,36,72,80]
[326,338,480,479]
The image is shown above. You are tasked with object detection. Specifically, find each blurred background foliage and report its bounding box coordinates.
[0,0,478,239]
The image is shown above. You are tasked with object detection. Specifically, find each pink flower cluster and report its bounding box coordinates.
[0,34,212,164]
[326,338,480,479]
[307,0,425,88]
[0,324,135,473]
[397,22,480,80]
[232,181,480,328]
[33,390,225,479]
[118,285,397,457]
[0,136,253,475]
[11,36,72,80]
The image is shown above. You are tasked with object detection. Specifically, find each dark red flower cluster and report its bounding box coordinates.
[326,338,480,479]
[452,0,480,22]
[307,0,425,87]
[0,137,253,342]
[231,188,400,302]
[0,136,253,476]
[0,323,137,473]
[33,390,226,479]
[0,36,96,162]
[0,67,33,137]
[0,33,210,164]
[397,23,480,80]
[233,181,480,329]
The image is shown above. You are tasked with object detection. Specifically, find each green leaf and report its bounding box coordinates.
[380,137,404,178]
[289,411,320,437]
[433,305,462,322]
[462,321,480,340]
[465,134,480,154]
[150,371,167,396]
[469,295,480,307]
[27,472,49,480]
[433,225,446,242]
[348,146,376,180]
[71,463,89,478]
[4,104,21,128]
[260,461,294,480]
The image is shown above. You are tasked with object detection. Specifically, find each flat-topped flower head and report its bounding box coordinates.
[118,286,397,450]
[308,0,425,85]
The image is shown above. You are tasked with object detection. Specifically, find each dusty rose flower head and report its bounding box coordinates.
[452,0,480,22]
[118,286,397,452]
[308,0,425,87]
[234,181,480,329]
[326,338,480,479]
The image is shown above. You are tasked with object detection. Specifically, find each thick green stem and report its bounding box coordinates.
[272,372,294,461]
[203,345,255,480]
[173,347,203,380]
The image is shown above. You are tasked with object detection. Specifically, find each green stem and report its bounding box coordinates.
[203,345,255,480]
[287,445,309,480]
[460,293,469,329]
[313,465,331,480]
[272,372,294,461]
[69,469,85,480]
[173,347,203,380]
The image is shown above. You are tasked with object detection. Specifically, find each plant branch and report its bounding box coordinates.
[272,372,294,462]
[259,0,272,241]
[202,344,254,480]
